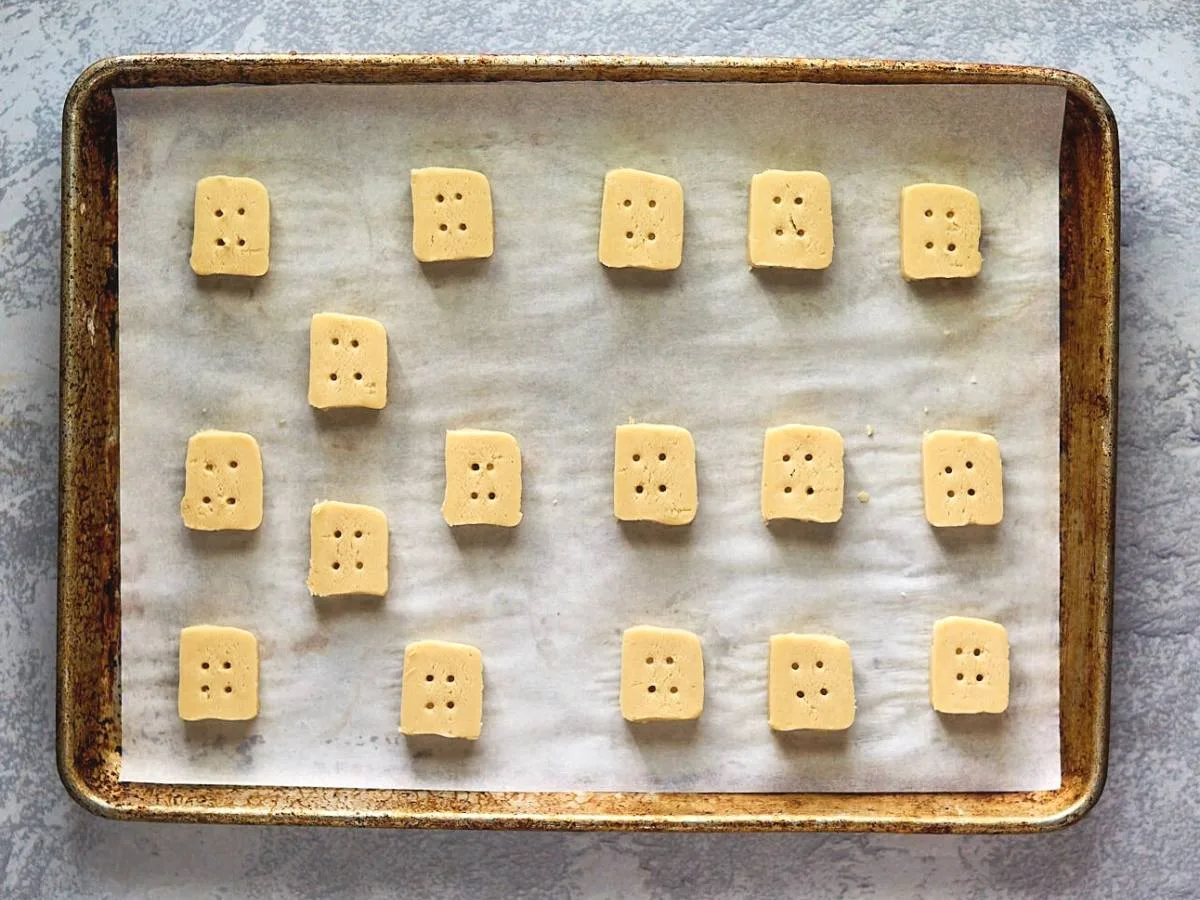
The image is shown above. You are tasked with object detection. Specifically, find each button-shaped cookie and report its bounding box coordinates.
[179,430,264,531]
[441,429,522,527]
[900,183,982,280]
[189,176,270,277]
[922,429,1003,526]
[747,170,834,269]
[768,634,855,731]
[399,640,484,740]
[620,626,704,722]
[613,424,697,525]
[930,616,1009,714]
[761,425,844,523]
[598,168,684,271]
[178,625,259,721]
[306,501,389,597]
[307,313,388,410]
[410,167,494,262]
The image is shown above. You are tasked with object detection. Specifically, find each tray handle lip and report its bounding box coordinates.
[65,52,1118,97]
[53,779,1106,833]
[58,52,124,824]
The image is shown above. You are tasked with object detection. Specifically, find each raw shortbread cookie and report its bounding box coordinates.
[178,625,258,721]
[441,430,522,527]
[761,425,844,523]
[900,183,982,280]
[768,634,855,731]
[613,424,697,525]
[410,167,494,262]
[930,616,1009,714]
[598,169,684,270]
[400,640,484,739]
[179,430,263,531]
[307,501,389,597]
[922,430,1003,526]
[308,313,388,410]
[189,176,270,277]
[747,170,834,269]
[620,626,704,722]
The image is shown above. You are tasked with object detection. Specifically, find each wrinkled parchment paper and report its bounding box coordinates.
[116,81,1063,791]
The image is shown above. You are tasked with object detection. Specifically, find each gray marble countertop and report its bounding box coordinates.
[2,1,1196,897]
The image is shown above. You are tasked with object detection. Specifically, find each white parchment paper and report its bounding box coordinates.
[116,81,1063,792]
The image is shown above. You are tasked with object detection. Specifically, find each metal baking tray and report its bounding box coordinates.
[58,54,1117,832]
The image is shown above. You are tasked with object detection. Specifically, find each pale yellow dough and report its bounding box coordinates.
[921,430,1003,526]
[768,634,855,731]
[900,183,982,280]
[930,616,1009,713]
[441,430,522,527]
[747,170,834,269]
[307,501,389,597]
[179,430,263,531]
[598,169,684,270]
[761,425,844,523]
[410,167,494,262]
[620,626,704,722]
[178,625,259,721]
[190,176,270,276]
[308,313,388,409]
[400,640,484,739]
[613,424,697,525]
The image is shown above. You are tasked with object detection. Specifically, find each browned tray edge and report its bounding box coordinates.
[57,54,1118,833]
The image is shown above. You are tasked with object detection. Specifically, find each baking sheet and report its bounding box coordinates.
[115,81,1063,792]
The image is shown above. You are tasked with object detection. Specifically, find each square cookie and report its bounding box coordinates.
[400,640,484,740]
[922,429,1003,526]
[410,167,494,262]
[308,313,388,410]
[747,170,834,269]
[441,429,523,527]
[598,169,684,270]
[307,501,389,597]
[178,625,259,721]
[768,634,855,731]
[620,626,704,722]
[189,175,270,276]
[930,616,1009,714]
[761,425,844,523]
[613,424,697,525]
[179,430,264,531]
[900,183,982,280]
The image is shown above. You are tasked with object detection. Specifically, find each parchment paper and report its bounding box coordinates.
[116,81,1063,792]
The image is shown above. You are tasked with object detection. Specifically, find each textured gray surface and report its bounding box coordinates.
[1,0,1196,896]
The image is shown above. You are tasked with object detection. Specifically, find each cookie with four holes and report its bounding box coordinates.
[761,425,844,523]
[179,430,264,531]
[178,625,259,721]
[930,616,1010,713]
[747,170,834,269]
[308,313,388,410]
[619,626,704,722]
[921,429,1003,526]
[598,169,684,270]
[307,501,389,597]
[900,183,982,280]
[613,424,697,525]
[399,640,485,739]
[441,429,523,527]
[410,167,494,262]
[768,633,855,731]
[190,176,270,276]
